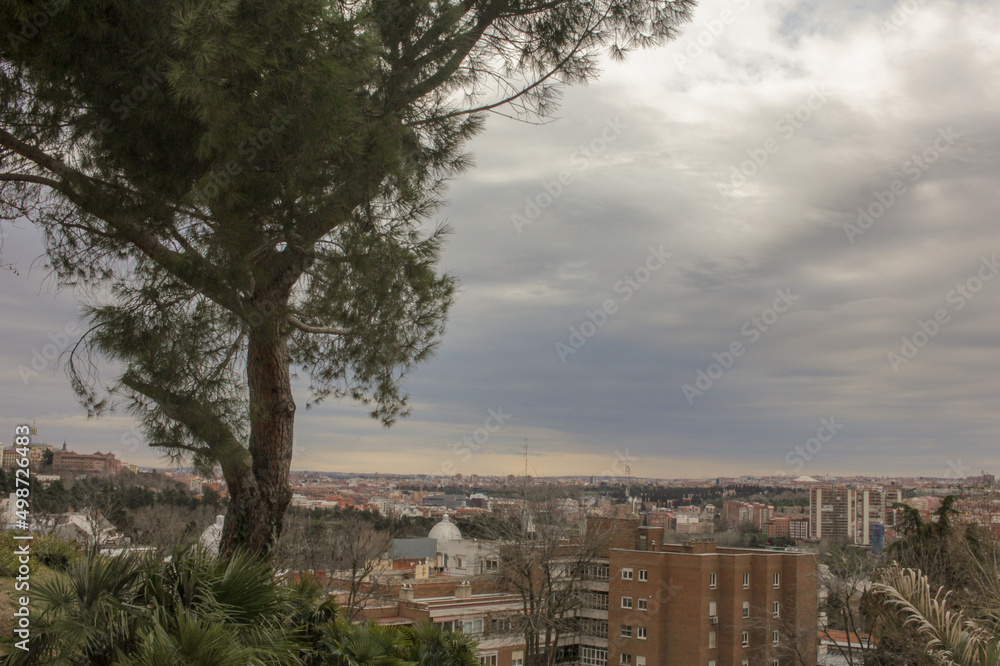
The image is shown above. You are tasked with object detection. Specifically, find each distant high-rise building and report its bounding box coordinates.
[723,500,774,531]
[809,486,900,545]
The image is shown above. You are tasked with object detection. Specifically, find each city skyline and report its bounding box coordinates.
[4,0,1000,479]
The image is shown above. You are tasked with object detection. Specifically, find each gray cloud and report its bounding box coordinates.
[3,0,1000,478]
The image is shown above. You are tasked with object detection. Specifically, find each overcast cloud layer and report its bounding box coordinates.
[3,0,1000,480]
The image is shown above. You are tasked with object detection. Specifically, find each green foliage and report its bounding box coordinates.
[887,495,1000,612]
[0,548,477,665]
[28,473,213,516]
[869,567,1000,666]
[859,498,1000,664]
[320,619,415,666]
[0,532,72,578]
[401,622,478,666]
[32,534,80,571]
[0,531,22,577]
[0,0,695,554]
[286,505,436,539]
[316,619,479,666]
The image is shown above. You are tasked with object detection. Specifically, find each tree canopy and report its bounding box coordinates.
[0,0,694,555]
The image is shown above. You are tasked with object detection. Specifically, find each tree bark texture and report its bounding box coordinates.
[219,308,295,557]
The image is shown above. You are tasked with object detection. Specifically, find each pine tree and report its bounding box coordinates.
[0,0,694,555]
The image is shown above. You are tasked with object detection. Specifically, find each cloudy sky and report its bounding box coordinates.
[3,0,1000,480]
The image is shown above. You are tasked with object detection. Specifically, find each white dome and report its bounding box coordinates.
[429,514,462,542]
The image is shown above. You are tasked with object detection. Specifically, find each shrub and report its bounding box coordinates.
[33,535,80,570]
[0,531,19,577]
[0,532,82,577]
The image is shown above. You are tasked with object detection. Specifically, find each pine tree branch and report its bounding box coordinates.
[0,127,243,315]
[405,16,494,102]
[120,374,250,474]
[0,173,63,188]
[287,315,348,336]
[408,2,612,123]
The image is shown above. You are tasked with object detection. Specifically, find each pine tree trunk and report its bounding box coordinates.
[219,315,295,557]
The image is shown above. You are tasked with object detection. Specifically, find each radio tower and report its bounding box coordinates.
[622,452,637,513]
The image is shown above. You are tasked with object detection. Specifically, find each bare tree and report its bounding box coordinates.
[817,546,878,665]
[274,511,392,620]
[57,481,126,548]
[273,512,338,573]
[329,513,394,620]
[129,503,217,551]
[744,598,818,666]
[479,495,615,666]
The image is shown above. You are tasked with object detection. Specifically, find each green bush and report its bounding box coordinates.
[0,532,80,577]
[34,534,80,570]
[0,531,26,577]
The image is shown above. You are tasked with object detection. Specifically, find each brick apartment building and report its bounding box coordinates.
[564,519,818,666]
[763,515,810,540]
[722,501,774,532]
[788,517,809,541]
[765,516,790,538]
[357,517,818,666]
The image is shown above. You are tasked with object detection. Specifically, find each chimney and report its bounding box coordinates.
[455,580,472,600]
[399,583,414,602]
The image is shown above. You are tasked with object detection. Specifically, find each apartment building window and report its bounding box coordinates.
[584,590,610,610]
[709,661,716,666]
[461,619,484,635]
[741,631,749,648]
[743,572,750,588]
[622,567,633,580]
[772,661,780,666]
[622,596,633,609]
[709,572,717,589]
[637,598,647,611]
[478,656,497,666]
[742,601,750,618]
[773,572,781,588]
[620,625,632,638]
[620,655,632,665]
[484,559,499,573]
[773,601,780,618]
[709,601,717,617]
[772,630,780,645]
[709,630,717,649]
[636,626,646,640]
[490,617,513,634]
[580,646,608,666]
[636,658,645,666]
[512,660,523,666]
[742,661,749,666]
[579,618,608,639]
[511,651,524,666]
[638,569,648,582]
[587,564,610,581]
